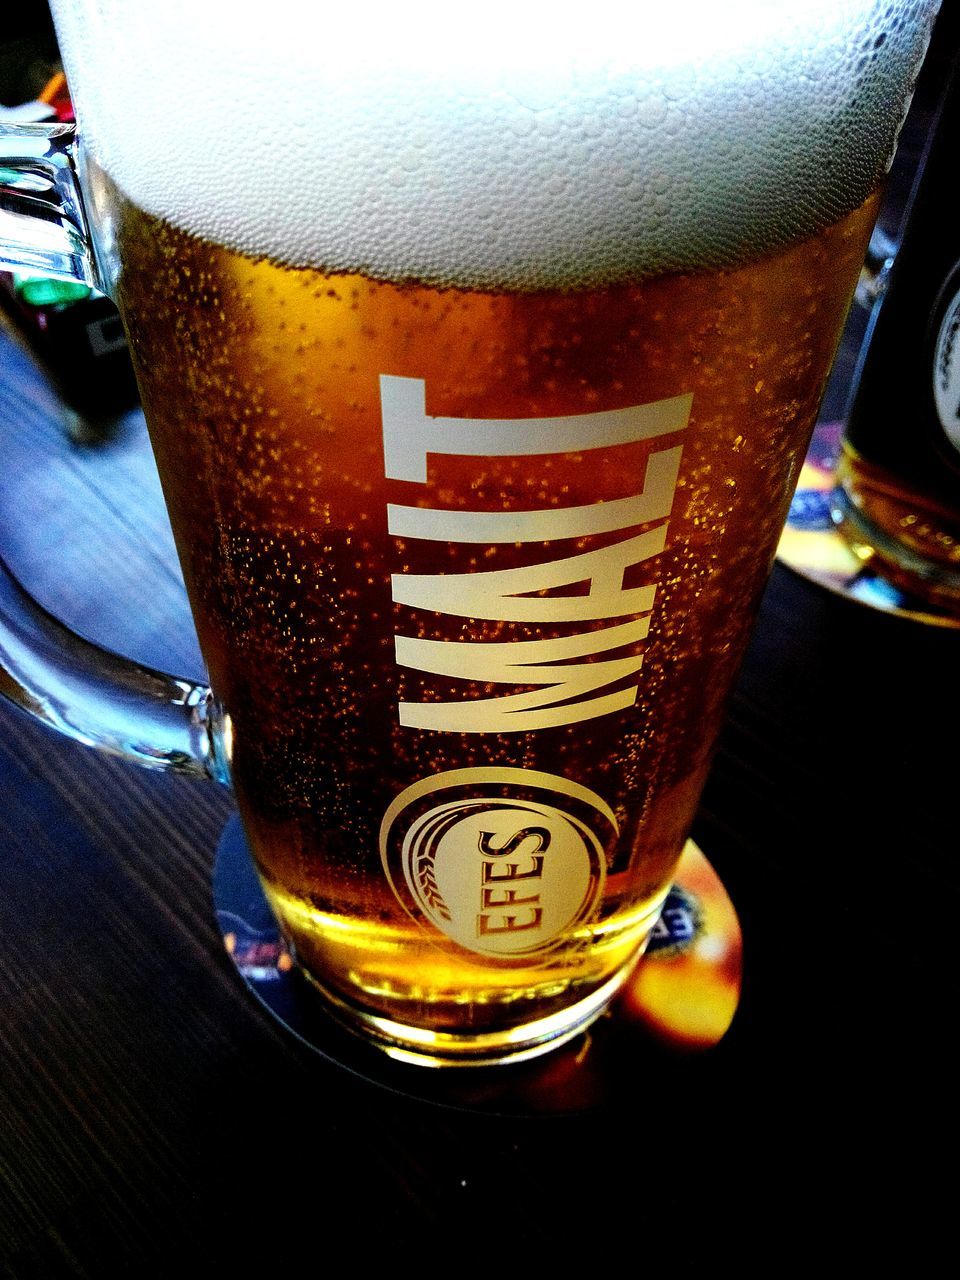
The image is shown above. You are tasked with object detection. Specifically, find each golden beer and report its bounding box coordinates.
[108,190,876,1056]
[49,0,938,1061]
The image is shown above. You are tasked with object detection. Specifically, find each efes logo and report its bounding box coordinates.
[379,768,615,957]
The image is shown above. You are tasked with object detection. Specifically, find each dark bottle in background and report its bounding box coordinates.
[833,18,960,610]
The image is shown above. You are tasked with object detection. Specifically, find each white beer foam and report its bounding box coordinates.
[51,0,937,289]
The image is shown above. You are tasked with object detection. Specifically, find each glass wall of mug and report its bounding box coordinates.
[31,1,938,1063]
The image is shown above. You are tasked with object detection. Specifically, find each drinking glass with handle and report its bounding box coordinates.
[0,0,939,1065]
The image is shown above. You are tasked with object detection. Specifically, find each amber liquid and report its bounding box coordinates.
[113,186,878,1059]
[835,443,960,607]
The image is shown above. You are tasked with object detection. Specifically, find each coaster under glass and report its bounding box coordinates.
[214,815,743,1115]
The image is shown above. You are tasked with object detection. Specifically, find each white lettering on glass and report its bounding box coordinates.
[382,377,689,733]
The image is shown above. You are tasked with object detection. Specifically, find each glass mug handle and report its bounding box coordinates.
[0,122,230,783]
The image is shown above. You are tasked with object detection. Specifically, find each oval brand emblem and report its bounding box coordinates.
[380,768,615,957]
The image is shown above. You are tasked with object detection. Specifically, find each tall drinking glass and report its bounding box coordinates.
[0,1,938,1064]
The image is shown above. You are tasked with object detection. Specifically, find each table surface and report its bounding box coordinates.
[2,49,958,1274]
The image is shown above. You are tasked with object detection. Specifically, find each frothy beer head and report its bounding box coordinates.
[52,0,935,288]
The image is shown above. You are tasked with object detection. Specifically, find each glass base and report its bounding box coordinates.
[830,483,960,610]
[777,421,960,628]
[305,957,639,1069]
[213,814,743,1113]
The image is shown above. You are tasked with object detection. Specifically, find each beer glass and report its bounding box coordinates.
[0,1,938,1066]
[833,49,960,613]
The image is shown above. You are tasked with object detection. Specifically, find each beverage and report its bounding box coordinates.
[49,0,937,1062]
[115,194,878,1048]
[834,447,960,604]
